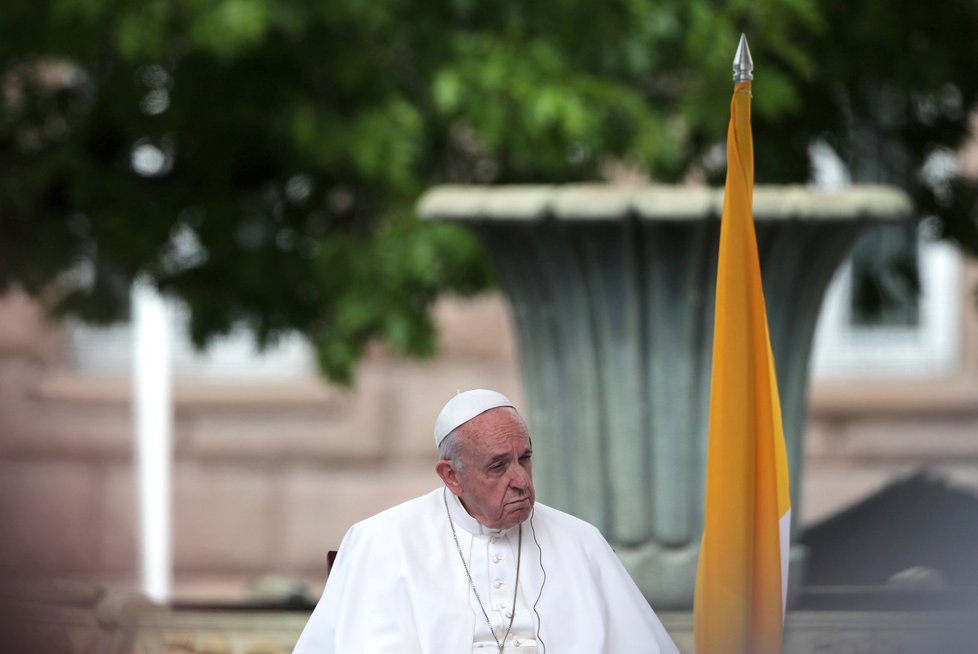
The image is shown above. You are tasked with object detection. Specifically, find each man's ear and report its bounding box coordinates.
[436,460,463,496]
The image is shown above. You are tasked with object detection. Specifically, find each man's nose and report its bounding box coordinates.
[509,464,530,490]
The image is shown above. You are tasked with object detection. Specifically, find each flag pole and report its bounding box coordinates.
[733,32,753,83]
[693,33,791,654]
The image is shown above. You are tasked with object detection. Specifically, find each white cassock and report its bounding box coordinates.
[293,488,679,654]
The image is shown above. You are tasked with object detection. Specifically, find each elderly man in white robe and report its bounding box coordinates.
[293,389,679,654]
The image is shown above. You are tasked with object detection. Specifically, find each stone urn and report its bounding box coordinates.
[419,184,910,608]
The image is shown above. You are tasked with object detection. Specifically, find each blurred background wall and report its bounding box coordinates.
[1,251,976,602]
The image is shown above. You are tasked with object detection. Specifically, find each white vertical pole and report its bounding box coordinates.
[132,280,173,604]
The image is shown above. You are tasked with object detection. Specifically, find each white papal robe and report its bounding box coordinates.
[292,488,678,654]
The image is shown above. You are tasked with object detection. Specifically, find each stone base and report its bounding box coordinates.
[617,542,700,609]
[617,541,809,610]
[5,584,976,654]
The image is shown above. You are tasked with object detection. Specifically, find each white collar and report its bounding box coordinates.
[444,489,520,537]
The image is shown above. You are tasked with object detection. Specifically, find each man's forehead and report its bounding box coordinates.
[460,407,527,444]
[486,440,532,460]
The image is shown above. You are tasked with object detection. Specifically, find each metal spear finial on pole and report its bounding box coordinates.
[733,33,753,82]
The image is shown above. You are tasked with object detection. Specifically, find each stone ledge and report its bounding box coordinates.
[5,372,383,461]
[810,376,978,419]
[418,184,912,223]
[31,372,343,409]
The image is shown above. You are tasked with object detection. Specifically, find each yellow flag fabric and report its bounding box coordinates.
[693,80,792,654]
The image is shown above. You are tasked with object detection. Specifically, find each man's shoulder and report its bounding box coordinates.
[531,501,605,541]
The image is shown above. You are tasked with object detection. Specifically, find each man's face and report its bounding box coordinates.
[444,407,535,531]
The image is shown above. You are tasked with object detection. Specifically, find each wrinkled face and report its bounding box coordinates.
[438,407,535,531]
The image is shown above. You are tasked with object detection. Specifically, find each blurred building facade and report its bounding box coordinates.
[0,252,976,602]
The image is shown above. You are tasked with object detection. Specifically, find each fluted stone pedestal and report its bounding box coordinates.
[419,184,911,608]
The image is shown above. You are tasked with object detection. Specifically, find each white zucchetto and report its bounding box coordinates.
[434,389,515,447]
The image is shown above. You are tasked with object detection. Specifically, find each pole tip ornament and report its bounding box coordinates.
[733,33,753,82]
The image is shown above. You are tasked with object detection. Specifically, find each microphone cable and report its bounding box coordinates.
[529,509,547,654]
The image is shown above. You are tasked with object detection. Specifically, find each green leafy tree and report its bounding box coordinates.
[751,0,978,320]
[1,0,976,383]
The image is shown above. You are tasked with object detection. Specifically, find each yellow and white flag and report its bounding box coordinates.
[693,70,792,653]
